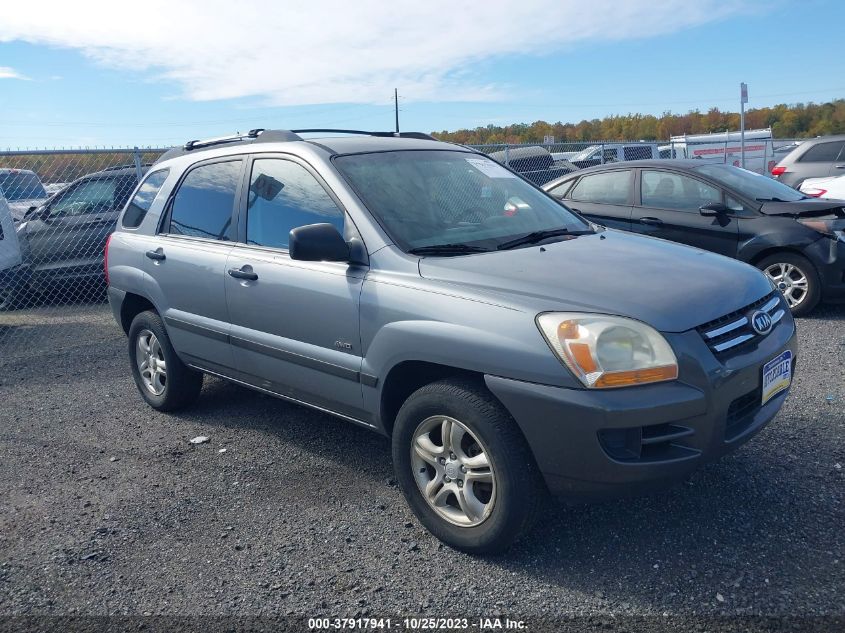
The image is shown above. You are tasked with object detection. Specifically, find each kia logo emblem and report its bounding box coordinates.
[750,310,773,335]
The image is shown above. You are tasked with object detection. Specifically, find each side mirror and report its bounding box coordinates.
[289,223,350,262]
[700,202,729,216]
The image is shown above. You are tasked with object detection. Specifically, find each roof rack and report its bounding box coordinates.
[154,128,437,164]
[291,129,436,141]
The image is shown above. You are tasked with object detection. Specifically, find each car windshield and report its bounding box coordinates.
[693,164,806,202]
[0,171,47,201]
[334,150,591,251]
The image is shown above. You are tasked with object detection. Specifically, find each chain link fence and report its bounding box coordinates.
[0,148,165,366]
[0,137,804,365]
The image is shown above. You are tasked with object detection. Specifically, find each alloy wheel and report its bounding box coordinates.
[764,262,808,309]
[136,329,167,396]
[411,415,496,527]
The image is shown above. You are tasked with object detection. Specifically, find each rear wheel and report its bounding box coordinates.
[392,378,544,554]
[128,310,203,411]
[757,252,820,317]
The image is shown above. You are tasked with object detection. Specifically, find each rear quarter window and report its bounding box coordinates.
[122,169,169,229]
[798,141,845,163]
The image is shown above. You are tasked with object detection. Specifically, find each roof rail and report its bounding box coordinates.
[292,129,436,140]
[153,127,437,165]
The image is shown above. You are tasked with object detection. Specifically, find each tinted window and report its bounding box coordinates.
[569,171,632,205]
[246,159,343,250]
[641,170,720,211]
[693,164,805,202]
[123,170,168,228]
[50,177,131,217]
[168,161,240,240]
[799,141,845,163]
[623,146,654,161]
[0,171,46,201]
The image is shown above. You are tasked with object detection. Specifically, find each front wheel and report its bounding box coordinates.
[392,378,544,554]
[757,252,820,317]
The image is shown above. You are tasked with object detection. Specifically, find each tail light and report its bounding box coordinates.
[104,233,113,286]
[802,188,827,198]
[771,166,786,177]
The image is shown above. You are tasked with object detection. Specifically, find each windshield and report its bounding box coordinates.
[570,146,600,162]
[334,150,591,251]
[693,164,806,202]
[0,171,47,201]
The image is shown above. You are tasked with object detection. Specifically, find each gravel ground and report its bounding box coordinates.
[0,302,843,629]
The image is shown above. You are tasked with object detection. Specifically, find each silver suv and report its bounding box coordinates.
[772,134,845,187]
[106,129,797,552]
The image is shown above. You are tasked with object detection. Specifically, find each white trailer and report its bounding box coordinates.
[661,128,794,175]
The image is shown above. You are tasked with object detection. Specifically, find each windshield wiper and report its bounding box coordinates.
[756,196,803,202]
[496,228,585,250]
[407,243,490,256]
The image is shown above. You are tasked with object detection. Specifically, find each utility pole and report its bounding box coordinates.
[740,82,748,169]
[394,88,399,135]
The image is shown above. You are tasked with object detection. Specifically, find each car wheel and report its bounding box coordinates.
[128,310,203,411]
[757,253,820,317]
[392,378,544,554]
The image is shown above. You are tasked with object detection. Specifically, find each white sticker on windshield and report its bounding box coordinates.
[465,157,516,179]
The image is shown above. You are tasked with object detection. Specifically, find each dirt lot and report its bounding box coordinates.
[0,302,843,629]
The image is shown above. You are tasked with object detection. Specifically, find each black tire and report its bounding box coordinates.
[756,252,821,317]
[127,310,203,411]
[392,378,544,554]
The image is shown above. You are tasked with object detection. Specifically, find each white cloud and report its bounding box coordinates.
[0,0,755,104]
[0,66,29,80]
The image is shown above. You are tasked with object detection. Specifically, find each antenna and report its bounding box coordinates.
[394,88,399,135]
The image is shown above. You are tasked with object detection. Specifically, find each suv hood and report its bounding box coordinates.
[759,198,845,218]
[418,230,772,333]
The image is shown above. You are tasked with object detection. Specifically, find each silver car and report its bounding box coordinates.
[772,134,845,187]
[105,129,796,553]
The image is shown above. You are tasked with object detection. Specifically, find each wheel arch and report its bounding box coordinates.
[119,292,157,334]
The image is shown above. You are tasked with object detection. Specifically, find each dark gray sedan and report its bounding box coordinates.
[543,160,845,316]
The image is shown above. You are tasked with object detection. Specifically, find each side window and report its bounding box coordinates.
[725,195,745,212]
[123,169,168,229]
[547,180,576,199]
[246,158,344,250]
[798,141,845,163]
[569,170,632,205]
[602,148,618,163]
[167,161,240,240]
[49,179,118,217]
[624,146,654,161]
[641,170,720,211]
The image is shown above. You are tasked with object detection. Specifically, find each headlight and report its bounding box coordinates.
[798,217,845,241]
[536,313,678,388]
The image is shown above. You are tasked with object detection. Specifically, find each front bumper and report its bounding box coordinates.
[803,236,845,302]
[485,311,798,501]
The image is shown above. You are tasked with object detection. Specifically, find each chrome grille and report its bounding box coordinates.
[697,291,784,354]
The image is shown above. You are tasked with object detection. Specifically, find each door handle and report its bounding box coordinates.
[834,164,845,169]
[145,249,166,261]
[228,267,258,281]
[639,217,664,226]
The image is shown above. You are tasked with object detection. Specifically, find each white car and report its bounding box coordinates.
[798,174,845,200]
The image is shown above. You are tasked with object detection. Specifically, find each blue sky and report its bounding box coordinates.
[0,0,841,149]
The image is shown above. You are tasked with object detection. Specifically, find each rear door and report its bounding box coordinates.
[143,158,243,371]
[224,154,367,420]
[554,169,634,231]
[632,168,738,257]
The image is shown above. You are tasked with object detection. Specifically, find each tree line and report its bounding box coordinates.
[431,99,845,145]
